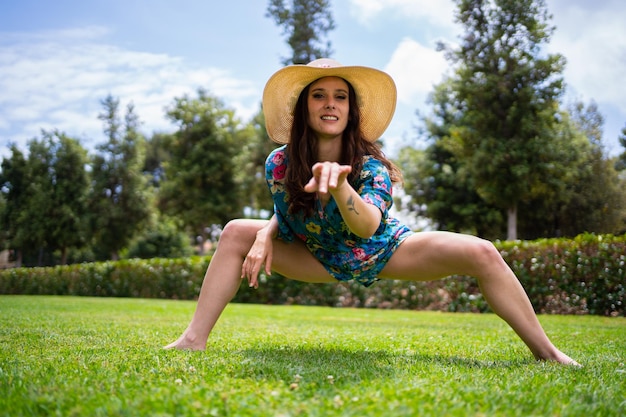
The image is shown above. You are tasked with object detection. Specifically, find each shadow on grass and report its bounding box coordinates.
[232,345,530,382]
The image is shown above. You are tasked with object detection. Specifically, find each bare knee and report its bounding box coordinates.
[217,219,264,253]
[221,219,249,239]
[466,238,506,276]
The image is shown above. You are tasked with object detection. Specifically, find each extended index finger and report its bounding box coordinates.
[316,163,332,193]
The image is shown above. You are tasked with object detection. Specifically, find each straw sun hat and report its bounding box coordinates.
[262,58,397,144]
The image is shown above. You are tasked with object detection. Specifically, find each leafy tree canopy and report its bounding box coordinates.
[267,0,335,65]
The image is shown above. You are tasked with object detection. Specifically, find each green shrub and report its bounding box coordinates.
[0,257,209,299]
[500,233,625,316]
[1,233,624,316]
[124,220,194,259]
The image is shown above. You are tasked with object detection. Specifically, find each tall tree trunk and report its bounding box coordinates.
[507,205,518,241]
[197,226,208,255]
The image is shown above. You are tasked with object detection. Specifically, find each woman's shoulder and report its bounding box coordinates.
[266,145,288,166]
[361,154,388,175]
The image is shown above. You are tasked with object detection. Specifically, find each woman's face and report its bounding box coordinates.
[306,76,350,142]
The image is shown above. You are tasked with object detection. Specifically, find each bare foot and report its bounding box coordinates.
[163,332,206,351]
[536,349,581,367]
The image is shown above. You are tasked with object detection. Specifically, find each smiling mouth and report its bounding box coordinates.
[321,116,338,121]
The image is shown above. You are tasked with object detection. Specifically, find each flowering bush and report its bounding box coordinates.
[499,233,625,316]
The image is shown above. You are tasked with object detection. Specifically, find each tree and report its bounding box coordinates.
[555,103,626,235]
[143,132,172,188]
[89,95,153,260]
[0,146,30,266]
[21,130,89,265]
[616,124,626,172]
[160,89,244,252]
[21,138,55,265]
[1,133,90,266]
[43,131,90,264]
[234,108,280,218]
[440,0,566,240]
[266,0,335,65]
[415,80,625,238]
[510,101,626,237]
[402,81,505,239]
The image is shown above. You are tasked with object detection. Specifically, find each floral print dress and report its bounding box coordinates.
[265,145,413,287]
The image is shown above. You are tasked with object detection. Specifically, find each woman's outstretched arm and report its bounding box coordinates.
[305,161,382,238]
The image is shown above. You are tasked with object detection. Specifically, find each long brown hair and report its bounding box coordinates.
[285,78,402,216]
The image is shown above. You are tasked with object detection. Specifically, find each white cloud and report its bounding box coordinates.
[384,38,448,105]
[348,0,384,22]
[548,3,626,112]
[543,0,626,153]
[0,26,260,156]
[349,0,456,30]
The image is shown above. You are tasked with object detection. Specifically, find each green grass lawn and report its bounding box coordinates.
[0,295,624,416]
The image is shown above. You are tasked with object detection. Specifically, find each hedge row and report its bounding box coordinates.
[499,233,625,316]
[0,257,210,300]
[1,233,624,316]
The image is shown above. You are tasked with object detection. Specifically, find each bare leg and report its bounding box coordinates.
[164,219,334,350]
[163,219,265,350]
[381,231,580,365]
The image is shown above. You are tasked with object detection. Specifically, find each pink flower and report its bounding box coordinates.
[352,247,367,260]
[272,152,285,165]
[273,165,286,180]
[373,175,388,190]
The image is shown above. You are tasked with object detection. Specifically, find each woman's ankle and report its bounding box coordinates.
[534,346,580,366]
[164,330,207,351]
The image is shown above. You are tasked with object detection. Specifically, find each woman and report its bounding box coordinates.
[165,59,579,365]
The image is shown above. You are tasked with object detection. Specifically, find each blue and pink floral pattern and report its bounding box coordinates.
[266,145,413,287]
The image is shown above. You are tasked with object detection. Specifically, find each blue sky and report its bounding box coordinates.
[1,0,625,160]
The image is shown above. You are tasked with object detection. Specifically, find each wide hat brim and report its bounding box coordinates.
[262,58,397,144]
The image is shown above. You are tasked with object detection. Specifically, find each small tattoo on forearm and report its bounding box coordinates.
[347,196,360,215]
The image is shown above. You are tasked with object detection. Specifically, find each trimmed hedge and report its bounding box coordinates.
[1,233,624,316]
[500,233,625,316]
[0,257,209,300]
